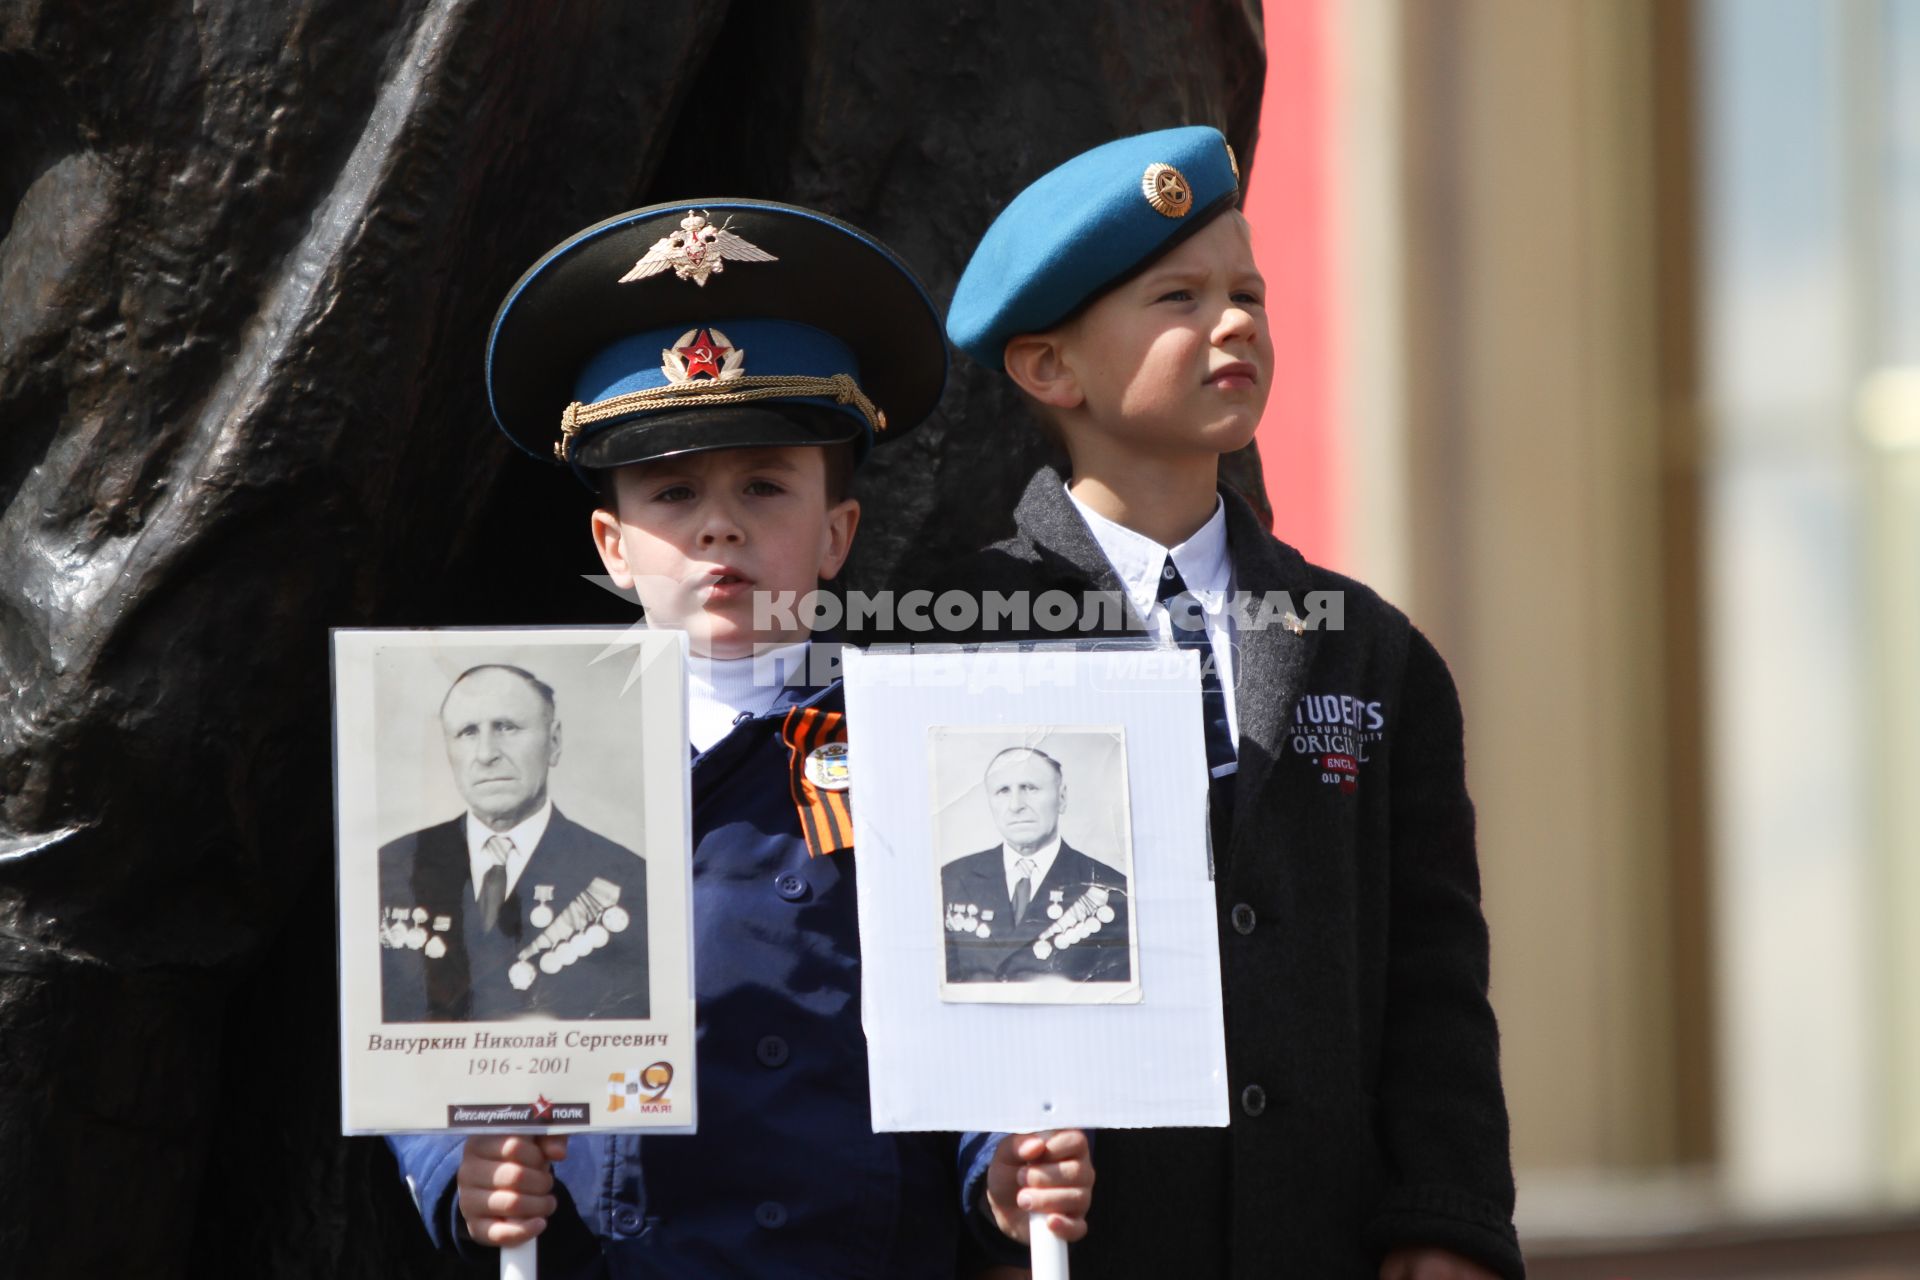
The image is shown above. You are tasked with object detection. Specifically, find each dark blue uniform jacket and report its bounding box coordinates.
[388,680,1018,1278]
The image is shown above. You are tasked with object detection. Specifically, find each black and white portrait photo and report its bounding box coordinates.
[932,726,1140,1004]
[376,660,649,1023]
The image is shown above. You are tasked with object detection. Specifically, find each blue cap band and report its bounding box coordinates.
[575,319,863,417]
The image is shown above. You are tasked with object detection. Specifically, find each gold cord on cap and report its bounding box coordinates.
[555,373,887,462]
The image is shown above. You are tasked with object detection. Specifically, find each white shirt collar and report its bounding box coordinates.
[1001,834,1062,902]
[1067,484,1231,617]
[688,639,809,753]
[465,799,551,901]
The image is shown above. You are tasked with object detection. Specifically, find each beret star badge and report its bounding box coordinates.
[1141,162,1193,217]
[619,210,778,287]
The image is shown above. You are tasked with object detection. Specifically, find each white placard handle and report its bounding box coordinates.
[1028,1212,1070,1280]
[501,1239,536,1280]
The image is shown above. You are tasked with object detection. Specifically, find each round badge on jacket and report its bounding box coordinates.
[805,741,851,791]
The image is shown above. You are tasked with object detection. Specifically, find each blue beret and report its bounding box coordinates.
[487,200,946,474]
[947,126,1242,367]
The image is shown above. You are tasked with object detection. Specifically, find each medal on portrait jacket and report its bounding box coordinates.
[1031,885,1117,960]
[508,877,632,992]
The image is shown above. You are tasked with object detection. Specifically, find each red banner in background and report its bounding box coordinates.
[1244,0,1340,568]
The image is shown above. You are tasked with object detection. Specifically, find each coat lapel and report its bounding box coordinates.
[1010,468,1148,633]
[1032,839,1083,900]
[1219,490,1319,854]
[959,850,1016,922]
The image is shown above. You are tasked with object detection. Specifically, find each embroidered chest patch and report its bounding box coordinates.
[1287,692,1387,794]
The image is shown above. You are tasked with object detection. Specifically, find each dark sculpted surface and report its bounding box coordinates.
[0,4,1265,1275]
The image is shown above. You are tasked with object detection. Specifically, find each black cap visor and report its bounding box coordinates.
[572,403,863,471]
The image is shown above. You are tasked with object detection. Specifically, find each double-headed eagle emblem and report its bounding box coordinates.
[620,211,777,287]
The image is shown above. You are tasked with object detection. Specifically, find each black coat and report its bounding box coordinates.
[941,839,1132,984]
[377,806,650,1022]
[915,468,1523,1280]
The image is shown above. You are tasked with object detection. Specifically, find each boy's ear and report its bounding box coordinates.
[590,505,634,590]
[1002,332,1084,411]
[817,497,861,582]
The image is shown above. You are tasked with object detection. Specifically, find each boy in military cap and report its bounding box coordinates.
[386,201,1093,1277]
[938,127,1524,1279]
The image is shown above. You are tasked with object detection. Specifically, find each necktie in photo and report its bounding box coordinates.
[480,834,513,931]
[1012,857,1037,922]
[1157,561,1237,774]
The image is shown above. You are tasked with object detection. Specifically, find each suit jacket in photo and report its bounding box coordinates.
[909,466,1523,1280]
[377,806,648,1022]
[941,840,1130,984]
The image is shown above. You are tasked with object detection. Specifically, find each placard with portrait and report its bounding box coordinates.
[333,627,695,1135]
[845,645,1228,1134]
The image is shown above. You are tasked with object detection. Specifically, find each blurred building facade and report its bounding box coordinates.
[1243,0,1920,1249]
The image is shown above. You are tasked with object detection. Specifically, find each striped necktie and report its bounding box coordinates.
[1156,561,1237,774]
[1011,857,1037,922]
[479,834,513,931]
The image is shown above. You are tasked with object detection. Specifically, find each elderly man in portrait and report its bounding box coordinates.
[378,664,648,1022]
[941,746,1131,985]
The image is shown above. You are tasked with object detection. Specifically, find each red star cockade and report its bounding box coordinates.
[532,1095,553,1121]
[676,327,729,379]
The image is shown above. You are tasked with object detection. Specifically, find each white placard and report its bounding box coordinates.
[845,646,1229,1133]
[334,627,697,1135]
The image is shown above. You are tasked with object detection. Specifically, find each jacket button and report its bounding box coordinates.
[774,872,808,902]
[754,1201,788,1229]
[612,1205,644,1235]
[756,1035,790,1068]
[1230,903,1256,935]
[1240,1084,1267,1116]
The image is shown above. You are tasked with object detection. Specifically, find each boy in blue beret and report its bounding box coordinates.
[385,200,1093,1278]
[939,127,1523,1279]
